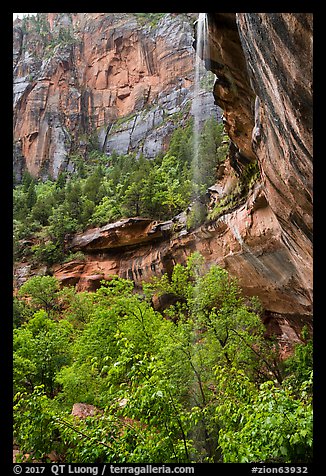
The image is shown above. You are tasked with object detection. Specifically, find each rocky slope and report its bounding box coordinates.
[49,162,310,343]
[13,13,313,343]
[13,13,218,181]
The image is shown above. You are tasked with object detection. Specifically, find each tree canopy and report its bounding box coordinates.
[13,118,228,266]
[13,254,313,463]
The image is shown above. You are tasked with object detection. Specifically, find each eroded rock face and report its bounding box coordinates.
[14,13,313,344]
[69,217,173,252]
[13,13,219,179]
[53,180,311,331]
[200,14,256,163]
[204,13,312,329]
[52,13,313,342]
[235,13,313,310]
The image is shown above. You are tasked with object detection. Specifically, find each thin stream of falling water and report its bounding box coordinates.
[188,13,217,461]
[192,13,210,200]
[188,14,290,460]
[193,16,270,279]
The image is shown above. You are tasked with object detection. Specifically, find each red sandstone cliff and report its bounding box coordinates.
[13,13,217,180]
[13,13,313,343]
[206,13,312,326]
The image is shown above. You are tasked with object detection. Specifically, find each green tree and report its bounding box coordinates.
[18,275,61,315]
[83,166,105,204]
[48,203,79,245]
[13,255,313,463]
[31,198,53,226]
[122,180,143,216]
[168,119,193,164]
[90,196,122,226]
[26,181,37,209]
[14,310,73,396]
[22,170,35,192]
[31,181,57,226]
[216,367,313,463]
[193,118,226,193]
[31,241,63,266]
[64,181,84,221]
[14,385,57,461]
[13,187,29,222]
[283,329,313,395]
[13,296,34,328]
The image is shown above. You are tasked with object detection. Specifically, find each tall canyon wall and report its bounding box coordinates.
[13,13,313,343]
[13,13,218,180]
[203,13,313,336]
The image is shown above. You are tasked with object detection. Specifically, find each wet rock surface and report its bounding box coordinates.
[236,13,313,310]
[52,181,312,328]
[13,13,313,343]
[203,13,312,331]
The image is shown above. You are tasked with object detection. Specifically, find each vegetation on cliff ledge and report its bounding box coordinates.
[14,118,228,266]
[13,253,312,463]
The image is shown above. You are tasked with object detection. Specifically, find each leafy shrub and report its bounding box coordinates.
[13,257,313,463]
[31,242,63,266]
[14,385,57,461]
[217,369,313,463]
[14,117,228,249]
[133,13,166,28]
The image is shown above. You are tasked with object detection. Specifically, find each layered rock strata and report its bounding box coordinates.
[13,13,219,180]
[199,13,256,163]
[204,13,312,328]
[14,13,313,343]
[235,13,313,310]
[51,179,310,341]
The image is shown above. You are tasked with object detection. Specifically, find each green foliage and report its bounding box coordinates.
[47,205,79,245]
[14,16,310,462]
[207,160,260,221]
[200,71,216,92]
[207,193,239,221]
[283,328,313,395]
[57,287,93,328]
[31,241,63,266]
[14,185,32,222]
[13,117,228,265]
[13,296,34,328]
[14,310,73,396]
[133,13,166,28]
[25,181,37,209]
[195,119,226,190]
[91,196,121,225]
[186,201,207,231]
[62,251,86,264]
[240,161,261,192]
[13,218,39,261]
[13,257,313,463]
[14,385,57,461]
[18,275,61,314]
[30,181,57,225]
[29,13,51,37]
[216,369,313,463]
[22,13,77,60]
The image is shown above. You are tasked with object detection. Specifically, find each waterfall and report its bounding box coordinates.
[187,15,218,460]
[192,16,275,285]
[192,13,210,201]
